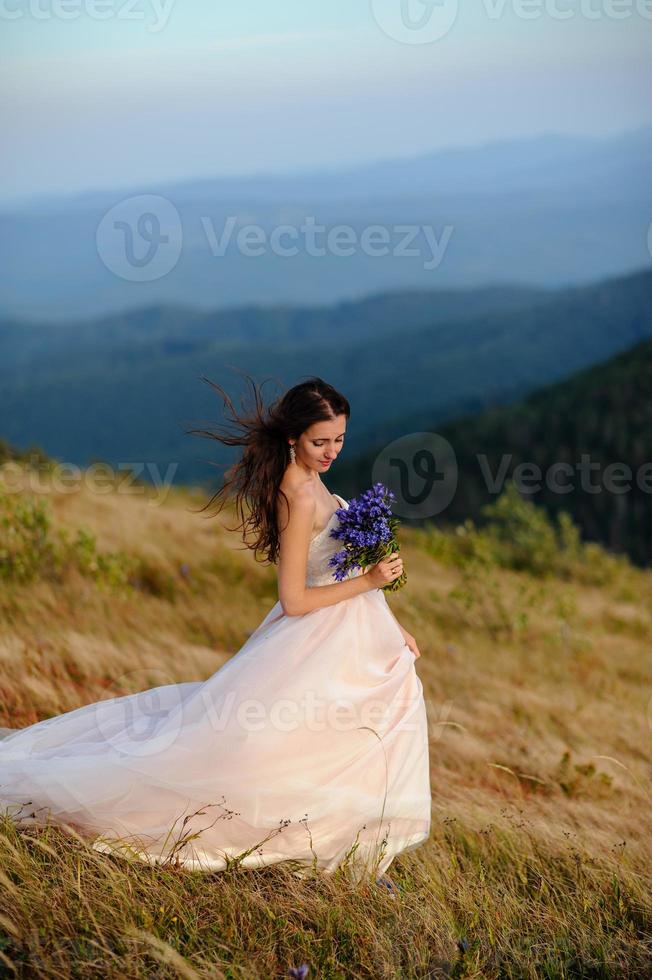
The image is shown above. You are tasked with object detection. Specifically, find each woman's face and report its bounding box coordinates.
[294,415,347,473]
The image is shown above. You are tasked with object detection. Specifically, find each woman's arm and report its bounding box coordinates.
[276,487,381,616]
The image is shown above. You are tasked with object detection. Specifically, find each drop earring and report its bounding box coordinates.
[289,444,296,464]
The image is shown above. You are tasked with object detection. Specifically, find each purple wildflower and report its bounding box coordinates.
[328,482,406,592]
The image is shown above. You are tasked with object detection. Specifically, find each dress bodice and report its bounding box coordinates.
[306,492,363,587]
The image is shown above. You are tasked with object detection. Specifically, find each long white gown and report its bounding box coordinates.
[0,493,431,882]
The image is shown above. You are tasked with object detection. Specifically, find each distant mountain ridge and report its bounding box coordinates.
[0,267,650,493]
[7,126,650,214]
[1,126,649,322]
[0,281,550,372]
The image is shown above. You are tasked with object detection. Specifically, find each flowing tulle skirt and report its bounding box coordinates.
[0,588,431,883]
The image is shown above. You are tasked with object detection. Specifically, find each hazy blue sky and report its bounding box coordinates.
[2,0,651,204]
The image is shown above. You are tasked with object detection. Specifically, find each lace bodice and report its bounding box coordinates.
[305,492,364,587]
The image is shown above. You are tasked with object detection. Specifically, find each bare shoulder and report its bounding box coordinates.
[276,480,316,528]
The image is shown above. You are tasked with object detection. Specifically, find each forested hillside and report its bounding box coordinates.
[1,268,650,487]
[339,336,652,566]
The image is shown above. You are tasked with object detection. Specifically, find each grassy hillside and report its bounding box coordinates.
[1,460,651,976]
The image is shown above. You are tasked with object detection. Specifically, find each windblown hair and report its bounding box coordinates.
[186,372,350,564]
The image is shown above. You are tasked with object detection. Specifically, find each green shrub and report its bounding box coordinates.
[63,526,137,592]
[424,517,493,569]
[0,488,58,582]
[422,480,632,583]
[0,488,135,591]
[0,438,52,467]
[479,482,561,576]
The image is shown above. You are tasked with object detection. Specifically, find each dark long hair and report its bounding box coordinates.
[185,372,350,564]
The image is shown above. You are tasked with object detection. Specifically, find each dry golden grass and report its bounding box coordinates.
[1,463,651,978]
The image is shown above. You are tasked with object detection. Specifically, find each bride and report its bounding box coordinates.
[0,375,431,885]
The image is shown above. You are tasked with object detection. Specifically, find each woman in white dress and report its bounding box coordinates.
[0,375,431,885]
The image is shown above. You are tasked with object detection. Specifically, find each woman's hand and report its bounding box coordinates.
[366,552,403,589]
[401,629,421,659]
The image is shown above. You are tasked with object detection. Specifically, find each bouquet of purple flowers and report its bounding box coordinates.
[327,482,406,592]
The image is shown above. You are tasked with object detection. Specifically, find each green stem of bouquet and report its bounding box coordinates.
[343,538,406,592]
[373,537,407,593]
